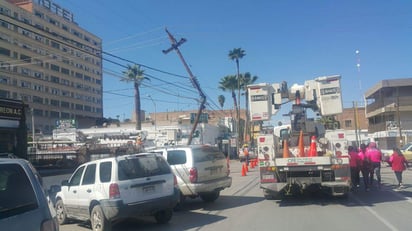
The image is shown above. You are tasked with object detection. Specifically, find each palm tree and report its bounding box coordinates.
[240,72,258,143]
[218,95,225,109]
[219,75,239,117]
[228,48,246,145]
[121,64,149,130]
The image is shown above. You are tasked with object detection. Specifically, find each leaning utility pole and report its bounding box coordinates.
[163,28,206,145]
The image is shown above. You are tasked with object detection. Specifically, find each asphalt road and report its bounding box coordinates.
[43,161,412,231]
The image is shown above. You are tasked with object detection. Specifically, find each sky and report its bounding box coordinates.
[52,0,412,125]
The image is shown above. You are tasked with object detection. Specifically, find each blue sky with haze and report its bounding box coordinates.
[52,0,412,124]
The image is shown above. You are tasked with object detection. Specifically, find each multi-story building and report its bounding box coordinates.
[365,78,412,147]
[335,107,368,130]
[0,0,102,135]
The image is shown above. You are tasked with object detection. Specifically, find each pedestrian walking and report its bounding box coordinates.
[389,147,409,189]
[349,146,361,189]
[366,142,382,188]
[358,143,371,191]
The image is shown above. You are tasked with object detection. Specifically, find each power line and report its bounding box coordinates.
[1,15,225,116]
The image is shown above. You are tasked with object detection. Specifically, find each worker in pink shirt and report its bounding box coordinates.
[358,143,370,191]
[389,147,409,189]
[349,146,360,189]
[366,142,382,188]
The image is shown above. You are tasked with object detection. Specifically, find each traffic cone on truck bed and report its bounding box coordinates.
[283,139,290,158]
[308,136,317,157]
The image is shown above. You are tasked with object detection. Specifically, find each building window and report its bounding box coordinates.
[75,104,83,110]
[50,64,59,71]
[0,89,9,98]
[0,47,10,56]
[34,10,43,19]
[61,112,70,119]
[84,106,91,112]
[33,96,43,104]
[20,54,31,63]
[62,90,70,97]
[50,76,59,83]
[20,81,31,88]
[0,20,11,29]
[33,109,43,116]
[51,41,60,49]
[50,99,59,106]
[50,111,59,118]
[61,67,69,75]
[51,88,60,95]
[344,120,352,128]
[0,75,9,84]
[61,101,70,108]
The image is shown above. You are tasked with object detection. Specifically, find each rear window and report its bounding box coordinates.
[118,155,171,180]
[192,146,226,163]
[0,164,38,219]
[167,150,187,165]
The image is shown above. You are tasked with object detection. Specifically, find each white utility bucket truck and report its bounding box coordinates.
[248,75,351,199]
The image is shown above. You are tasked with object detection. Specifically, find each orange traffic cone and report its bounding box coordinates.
[241,163,247,176]
[245,162,249,172]
[308,136,317,157]
[283,139,290,158]
[298,130,305,157]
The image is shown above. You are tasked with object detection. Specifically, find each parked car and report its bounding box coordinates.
[0,158,59,231]
[53,153,179,231]
[400,143,412,162]
[382,143,412,166]
[151,145,232,203]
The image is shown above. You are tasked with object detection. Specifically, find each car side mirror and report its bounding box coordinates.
[48,185,61,194]
[61,180,69,186]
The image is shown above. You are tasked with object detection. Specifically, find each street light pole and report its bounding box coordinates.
[147,95,157,137]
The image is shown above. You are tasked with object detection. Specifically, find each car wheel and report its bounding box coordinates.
[174,191,186,211]
[55,200,68,225]
[199,191,220,202]
[91,205,111,231]
[154,209,173,224]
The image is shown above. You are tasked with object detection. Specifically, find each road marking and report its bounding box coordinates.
[351,194,399,231]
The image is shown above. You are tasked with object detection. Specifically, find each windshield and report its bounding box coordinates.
[400,143,412,151]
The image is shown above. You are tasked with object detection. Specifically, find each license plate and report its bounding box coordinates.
[142,185,155,193]
[262,174,274,180]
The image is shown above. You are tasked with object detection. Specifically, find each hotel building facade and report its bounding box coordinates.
[0,0,103,135]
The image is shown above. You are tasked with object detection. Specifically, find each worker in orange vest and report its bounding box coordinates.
[243,145,250,166]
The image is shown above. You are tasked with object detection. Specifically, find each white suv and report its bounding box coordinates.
[54,153,179,231]
[152,145,232,203]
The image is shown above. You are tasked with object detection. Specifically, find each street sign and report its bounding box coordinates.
[190,113,208,124]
